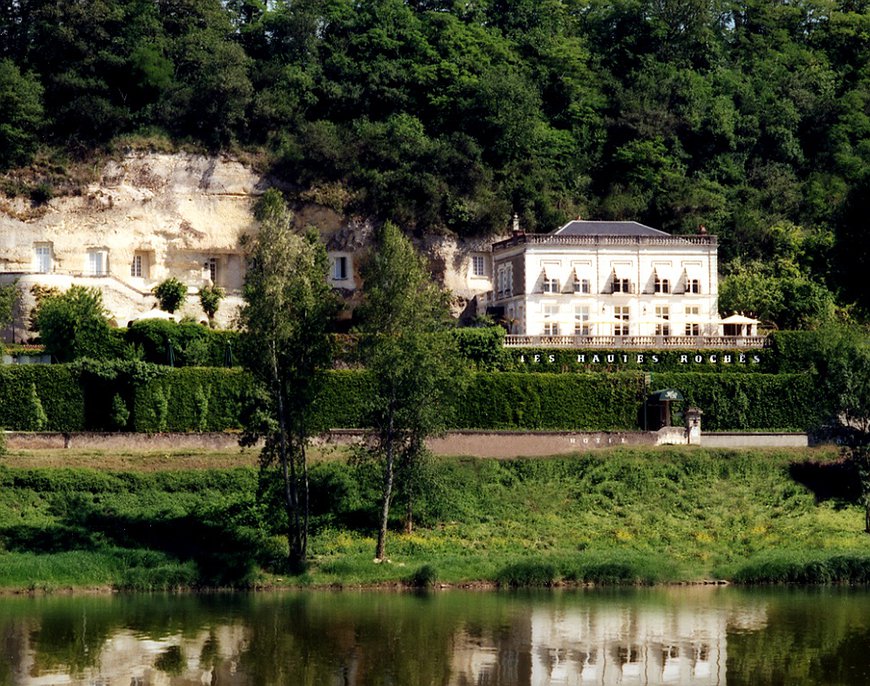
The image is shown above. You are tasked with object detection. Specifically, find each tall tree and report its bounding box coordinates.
[356,222,464,561]
[239,189,339,570]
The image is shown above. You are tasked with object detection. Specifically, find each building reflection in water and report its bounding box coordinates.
[0,591,771,686]
[450,592,767,686]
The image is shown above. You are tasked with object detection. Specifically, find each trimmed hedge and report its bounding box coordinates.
[0,365,822,432]
[0,365,85,430]
[652,372,822,431]
[132,368,255,432]
[125,320,240,367]
[456,372,646,430]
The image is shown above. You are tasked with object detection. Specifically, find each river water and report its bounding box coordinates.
[1,587,868,685]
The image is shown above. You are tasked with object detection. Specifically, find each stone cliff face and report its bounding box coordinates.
[0,153,495,334]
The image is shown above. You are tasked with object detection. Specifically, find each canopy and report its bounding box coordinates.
[648,388,684,402]
[611,263,633,279]
[720,313,759,325]
[682,263,704,279]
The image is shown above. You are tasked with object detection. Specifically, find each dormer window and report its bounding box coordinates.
[654,274,670,294]
[543,271,560,294]
[573,273,591,294]
[612,277,631,294]
[687,278,701,294]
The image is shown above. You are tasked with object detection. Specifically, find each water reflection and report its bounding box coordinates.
[0,589,868,685]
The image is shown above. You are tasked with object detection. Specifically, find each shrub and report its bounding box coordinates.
[152,278,187,314]
[408,564,438,589]
[199,284,225,323]
[111,394,130,430]
[34,285,115,362]
[125,320,239,367]
[496,561,557,587]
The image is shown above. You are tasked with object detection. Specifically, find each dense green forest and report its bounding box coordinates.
[0,0,868,316]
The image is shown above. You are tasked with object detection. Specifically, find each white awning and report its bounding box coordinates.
[611,263,633,279]
[682,263,704,279]
[720,313,760,325]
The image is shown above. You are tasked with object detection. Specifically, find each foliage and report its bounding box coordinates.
[111,394,130,431]
[0,365,85,431]
[457,372,645,430]
[34,286,115,362]
[0,0,869,319]
[451,326,506,370]
[0,281,19,338]
[239,188,340,568]
[0,59,44,169]
[151,278,187,314]
[132,368,253,433]
[652,372,821,431]
[356,222,467,560]
[125,320,238,367]
[198,284,225,323]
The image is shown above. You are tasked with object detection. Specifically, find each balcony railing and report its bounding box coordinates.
[493,233,718,251]
[503,335,767,349]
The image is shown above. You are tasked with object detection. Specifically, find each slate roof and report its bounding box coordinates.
[553,220,670,237]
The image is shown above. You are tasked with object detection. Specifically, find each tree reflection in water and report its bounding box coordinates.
[0,588,868,685]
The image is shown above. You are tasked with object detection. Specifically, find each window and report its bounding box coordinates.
[34,243,52,273]
[543,275,560,293]
[614,306,629,335]
[543,303,559,335]
[204,257,218,284]
[471,255,486,277]
[131,254,142,278]
[496,264,513,299]
[685,305,700,316]
[687,278,701,294]
[333,256,348,281]
[573,276,591,294]
[654,276,670,293]
[655,306,670,336]
[574,305,590,335]
[87,248,107,276]
[686,323,700,336]
[613,277,632,294]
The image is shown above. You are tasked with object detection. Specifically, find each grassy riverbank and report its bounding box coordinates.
[0,447,868,590]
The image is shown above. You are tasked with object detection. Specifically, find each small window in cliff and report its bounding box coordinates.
[87,248,108,276]
[204,257,218,284]
[471,255,486,277]
[131,251,151,280]
[34,242,53,273]
[333,256,348,281]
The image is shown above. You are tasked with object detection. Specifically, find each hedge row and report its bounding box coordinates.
[651,372,823,431]
[0,364,823,433]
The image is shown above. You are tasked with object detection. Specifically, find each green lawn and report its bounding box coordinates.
[0,446,867,590]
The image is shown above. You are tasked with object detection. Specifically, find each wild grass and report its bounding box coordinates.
[0,446,864,590]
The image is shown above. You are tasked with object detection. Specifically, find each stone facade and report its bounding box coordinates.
[0,153,497,338]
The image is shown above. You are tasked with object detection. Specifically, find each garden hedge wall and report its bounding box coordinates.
[651,372,823,431]
[0,365,822,433]
[456,372,646,430]
[0,365,85,430]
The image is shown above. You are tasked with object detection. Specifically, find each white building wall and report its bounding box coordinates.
[495,237,719,338]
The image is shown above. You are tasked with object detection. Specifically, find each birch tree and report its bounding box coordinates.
[239,189,338,570]
[357,222,464,561]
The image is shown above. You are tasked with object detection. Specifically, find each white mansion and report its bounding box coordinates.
[485,219,760,347]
